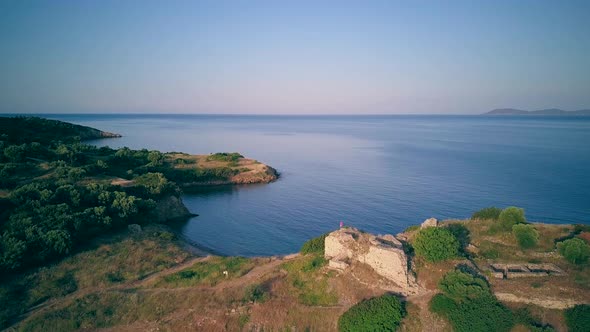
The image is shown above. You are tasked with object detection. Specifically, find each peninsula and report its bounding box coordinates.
[1,117,588,332]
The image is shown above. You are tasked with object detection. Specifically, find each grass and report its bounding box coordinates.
[281,255,338,306]
[0,225,191,329]
[18,290,206,332]
[155,256,255,287]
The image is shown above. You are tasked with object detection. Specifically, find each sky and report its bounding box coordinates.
[0,0,589,114]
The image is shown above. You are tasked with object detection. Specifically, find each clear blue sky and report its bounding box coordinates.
[1,0,589,114]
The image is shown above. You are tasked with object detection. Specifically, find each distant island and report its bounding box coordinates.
[484,108,590,116]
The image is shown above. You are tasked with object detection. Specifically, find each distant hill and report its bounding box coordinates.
[484,108,590,116]
[0,116,121,144]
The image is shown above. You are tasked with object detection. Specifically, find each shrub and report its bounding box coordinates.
[512,224,539,249]
[243,284,269,303]
[413,227,460,262]
[207,152,243,162]
[300,233,329,255]
[472,207,502,220]
[338,294,405,332]
[430,294,513,332]
[565,304,590,332]
[446,223,470,254]
[438,270,490,300]
[499,206,526,230]
[557,238,590,265]
[430,269,513,332]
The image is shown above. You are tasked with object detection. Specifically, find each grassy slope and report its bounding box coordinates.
[404,219,589,331]
[5,218,588,331]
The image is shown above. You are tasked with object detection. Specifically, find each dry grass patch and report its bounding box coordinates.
[153,256,256,288]
[0,225,192,329]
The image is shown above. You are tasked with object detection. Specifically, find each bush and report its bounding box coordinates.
[207,152,243,162]
[446,223,470,254]
[565,304,590,332]
[413,227,460,262]
[438,270,489,300]
[430,294,513,332]
[499,206,526,230]
[338,294,405,332]
[472,207,502,220]
[243,284,269,303]
[430,269,513,332]
[512,224,539,249]
[300,233,329,255]
[558,238,590,265]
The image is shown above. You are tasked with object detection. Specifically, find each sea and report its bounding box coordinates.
[38,114,590,256]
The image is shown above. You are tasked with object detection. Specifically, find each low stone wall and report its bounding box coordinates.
[489,263,565,279]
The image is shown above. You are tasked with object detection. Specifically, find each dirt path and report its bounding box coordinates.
[407,289,447,332]
[8,254,299,331]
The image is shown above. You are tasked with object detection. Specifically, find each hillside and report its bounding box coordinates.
[0,116,121,144]
[2,207,588,331]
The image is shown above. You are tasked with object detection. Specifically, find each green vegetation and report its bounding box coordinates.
[282,255,337,306]
[564,304,590,332]
[413,227,460,262]
[300,232,329,255]
[471,206,502,220]
[498,206,526,230]
[512,224,539,249]
[157,256,255,287]
[558,238,590,265]
[243,283,270,303]
[430,269,513,332]
[446,223,471,254]
[0,117,247,274]
[338,294,406,332]
[207,152,243,162]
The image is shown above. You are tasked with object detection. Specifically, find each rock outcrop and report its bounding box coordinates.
[324,228,417,294]
[420,217,438,228]
[155,195,195,222]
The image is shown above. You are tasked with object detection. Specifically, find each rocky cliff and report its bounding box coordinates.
[155,195,195,222]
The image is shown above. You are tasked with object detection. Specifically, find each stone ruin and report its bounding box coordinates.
[489,263,565,279]
[420,217,438,228]
[324,227,417,294]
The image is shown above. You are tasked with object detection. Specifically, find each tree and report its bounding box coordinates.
[147,151,165,166]
[42,229,71,255]
[499,207,526,230]
[471,207,502,220]
[557,238,590,264]
[133,172,174,195]
[512,224,538,249]
[3,144,26,162]
[111,192,139,219]
[0,234,27,270]
[413,227,460,262]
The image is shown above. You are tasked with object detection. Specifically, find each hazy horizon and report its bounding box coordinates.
[1,0,589,115]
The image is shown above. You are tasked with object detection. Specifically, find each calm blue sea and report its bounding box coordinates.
[40,114,590,256]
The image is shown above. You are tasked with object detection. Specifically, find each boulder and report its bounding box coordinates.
[155,195,194,222]
[128,224,142,234]
[420,217,438,228]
